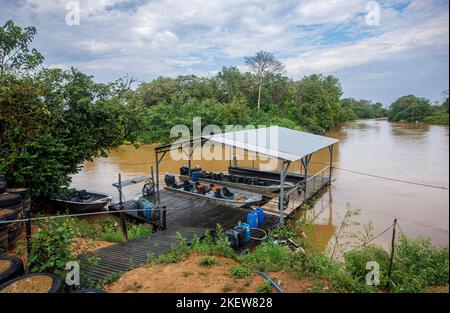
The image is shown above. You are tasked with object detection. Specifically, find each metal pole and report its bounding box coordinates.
[187,143,192,178]
[118,173,128,243]
[154,149,160,192]
[302,156,309,201]
[25,210,32,256]
[387,218,397,288]
[279,159,285,226]
[328,145,334,185]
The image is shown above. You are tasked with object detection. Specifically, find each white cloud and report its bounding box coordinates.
[0,0,448,102]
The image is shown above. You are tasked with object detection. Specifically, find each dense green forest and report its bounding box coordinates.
[0,20,448,197]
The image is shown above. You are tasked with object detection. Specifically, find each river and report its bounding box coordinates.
[72,119,449,248]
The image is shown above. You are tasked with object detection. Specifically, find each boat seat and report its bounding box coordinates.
[78,190,91,200]
[222,187,234,198]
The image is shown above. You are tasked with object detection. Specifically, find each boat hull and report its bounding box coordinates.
[164,184,269,208]
[50,192,111,214]
[228,166,305,183]
[180,175,295,194]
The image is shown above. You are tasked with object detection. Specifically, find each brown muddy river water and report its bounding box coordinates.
[72,119,449,249]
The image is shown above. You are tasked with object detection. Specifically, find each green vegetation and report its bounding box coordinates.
[96,272,121,288]
[228,265,252,279]
[27,217,99,286]
[256,280,273,293]
[0,20,138,198]
[199,256,217,266]
[340,98,386,119]
[100,220,151,243]
[387,94,449,124]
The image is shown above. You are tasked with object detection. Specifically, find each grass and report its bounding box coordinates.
[199,256,217,266]
[223,284,234,292]
[229,265,252,279]
[256,280,273,293]
[96,272,121,288]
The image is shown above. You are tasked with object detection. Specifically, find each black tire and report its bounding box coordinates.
[72,288,108,293]
[0,229,8,253]
[0,193,21,207]
[0,273,63,293]
[0,181,6,194]
[0,208,17,222]
[6,188,29,200]
[0,256,24,285]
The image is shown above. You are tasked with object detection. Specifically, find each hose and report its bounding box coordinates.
[257,271,284,293]
[249,228,267,241]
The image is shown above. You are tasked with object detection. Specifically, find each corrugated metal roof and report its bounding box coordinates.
[203,126,338,162]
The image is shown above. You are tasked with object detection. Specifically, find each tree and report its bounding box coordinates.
[245,51,285,110]
[0,21,134,198]
[0,20,43,77]
[388,95,432,122]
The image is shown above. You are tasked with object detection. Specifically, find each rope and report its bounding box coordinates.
[396,221,406,237]
[343,222,394,254]
[310,161,449,190]
[0,205,172,225]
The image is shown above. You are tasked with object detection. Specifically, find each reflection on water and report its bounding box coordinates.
[72,119,449,248]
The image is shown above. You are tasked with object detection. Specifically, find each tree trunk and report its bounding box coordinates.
[257,74,263,110]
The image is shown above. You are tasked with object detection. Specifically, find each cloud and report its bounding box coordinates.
[0,0,448,103]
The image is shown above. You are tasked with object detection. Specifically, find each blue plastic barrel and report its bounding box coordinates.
[240,222,251,243]
[255,208,264,226]
[247,211,259,228]
[191,171,199,181]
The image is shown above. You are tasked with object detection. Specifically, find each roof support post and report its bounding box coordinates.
[328,144,334,185]
[279,159,291,226]
[301,154,312,201]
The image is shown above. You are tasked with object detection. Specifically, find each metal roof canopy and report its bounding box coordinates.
[203,126,338,162]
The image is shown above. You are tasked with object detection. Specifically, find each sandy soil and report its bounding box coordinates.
[105,254,324,293]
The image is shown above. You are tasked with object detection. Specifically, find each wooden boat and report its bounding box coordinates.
[164,175,269,208]
[181,171,296,194]
[228,166,305,183]
[50,190,111,214]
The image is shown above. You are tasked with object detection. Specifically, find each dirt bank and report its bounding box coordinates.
[105,254,326,293]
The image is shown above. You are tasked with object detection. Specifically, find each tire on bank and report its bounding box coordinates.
[0,273,63,293]
[0,256,24,285]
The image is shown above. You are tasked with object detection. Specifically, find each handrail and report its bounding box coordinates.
[306,165,330,182]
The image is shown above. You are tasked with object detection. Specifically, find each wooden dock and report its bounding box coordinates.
[87,190,280,282]
[85,226,209,282]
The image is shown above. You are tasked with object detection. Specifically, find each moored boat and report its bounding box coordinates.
[50,190,111,214]
[228,166,305,183]
[164,174,269,208]
[181,170,296,194]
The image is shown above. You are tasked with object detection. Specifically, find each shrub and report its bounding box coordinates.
[344,245,390,286]
[256,280,273,293]
[390,236,449,292]
[229,265,252,279]
[243,241,291,272]
[28,217,78,278]
[199,256,216,266]
[156,232,190,264]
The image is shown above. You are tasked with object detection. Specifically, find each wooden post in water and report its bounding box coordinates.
[118,173,128,243]
[387,218,397,288]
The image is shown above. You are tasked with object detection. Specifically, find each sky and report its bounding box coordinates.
[1,0,449,105]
